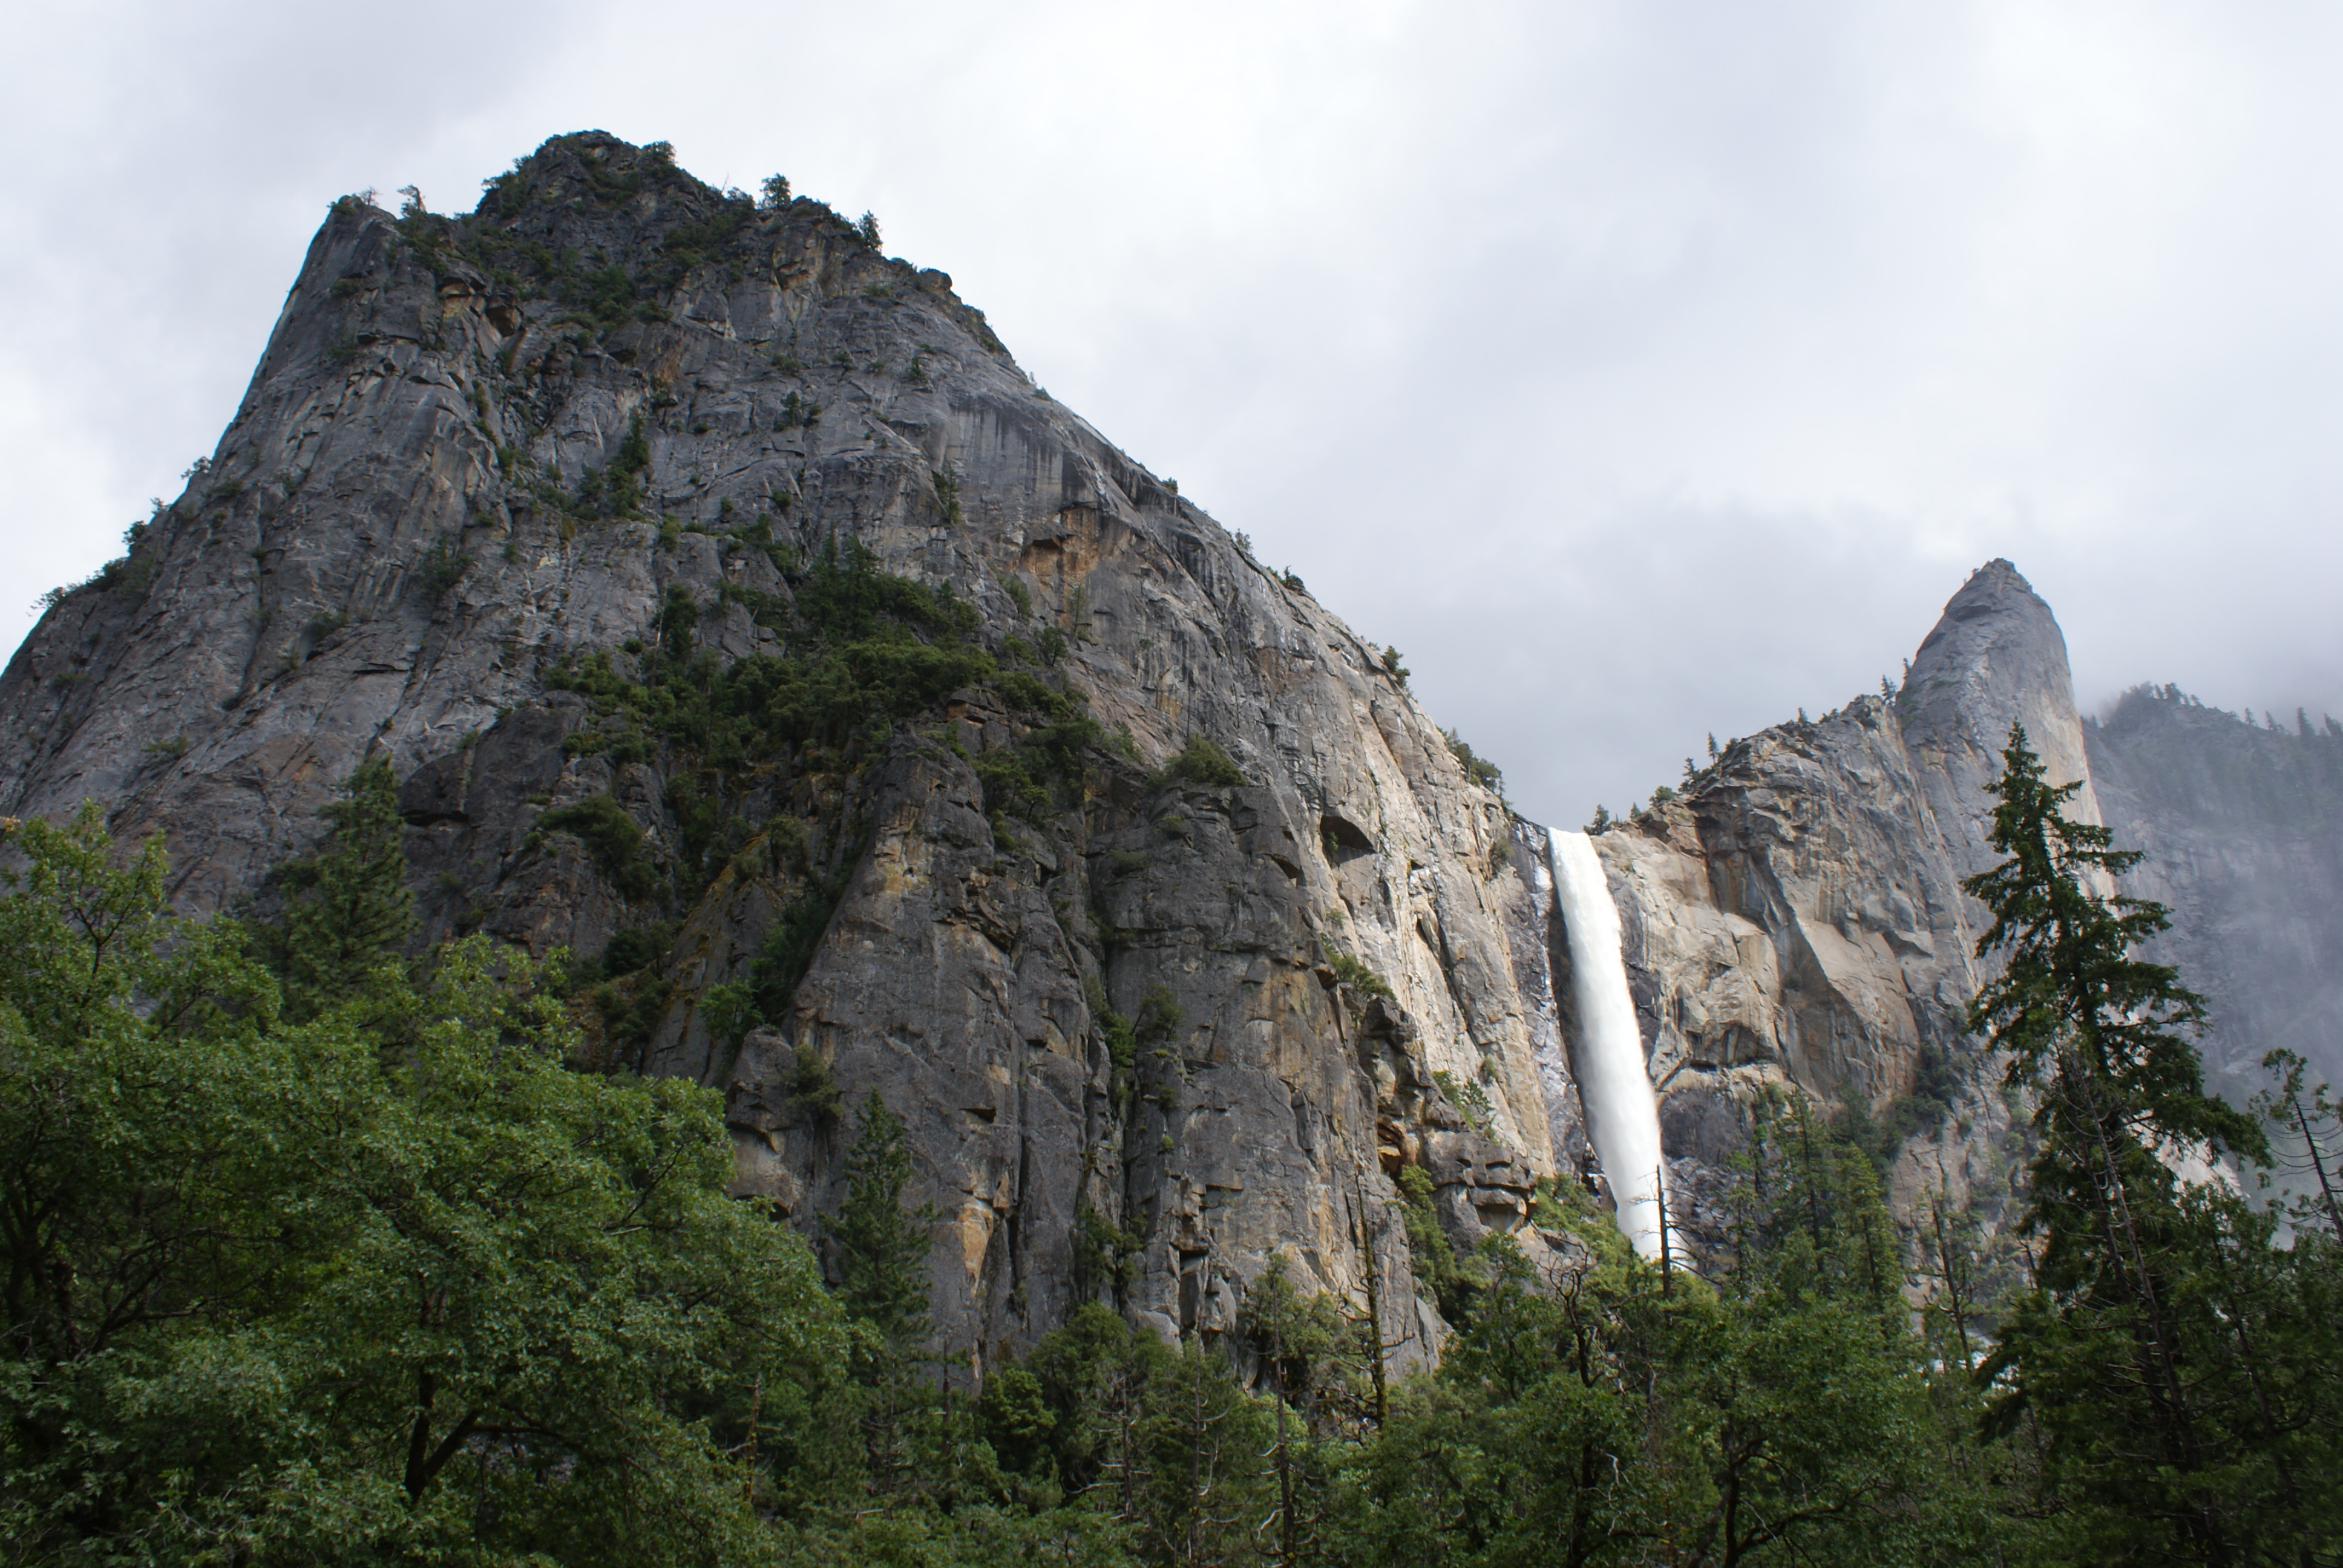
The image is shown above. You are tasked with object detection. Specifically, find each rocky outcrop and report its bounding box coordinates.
[1562,560,2339,1240]
[0,133,1562,1365]
[1900,558,2106,864]
[1569,561,2094,1237]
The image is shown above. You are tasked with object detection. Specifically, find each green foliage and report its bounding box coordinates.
[1443,729,1503,794]
[759,173,791,209]
[1072,1197,1146,1308]
[787,1052,843,1126]
[1160,734,1245,789]
[1430,1068,1496,1137]
[1380,645,1409,687]
[829,1093,934,1353]
[551,544,989,779]
[600,920,675,979]
[37,138,2337,1567]
[1395,1163,1485,1321]
[1334,1094,1995,1567]
[574,411,653,517]
[413,535,469,600]
[546,544,1010,898]
[999,1305,1274,1563]
[746,871,853,1034]
[1961,724,2339,1563]
[267,756,416,1021]
[0,809,841,1565]
[537,792,659,900]
[973,695,1107,829]
[1319,935,1395,1000]
[700,978,755,1054]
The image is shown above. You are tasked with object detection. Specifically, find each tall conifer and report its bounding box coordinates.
[274,756,415,1020]
[1962,724,2325,1563]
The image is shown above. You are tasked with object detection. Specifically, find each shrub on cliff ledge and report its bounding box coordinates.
[536,792,658,900]
[1162,734,1245,789]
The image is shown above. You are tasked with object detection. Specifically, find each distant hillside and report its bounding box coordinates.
[2086,685,2343,1091]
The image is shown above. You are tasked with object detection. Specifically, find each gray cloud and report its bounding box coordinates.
[6,0,2339,829]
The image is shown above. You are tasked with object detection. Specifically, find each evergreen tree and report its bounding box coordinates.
[1964,724,2342,1564]
[829,1091,934,1349]
[825,1091,938,1497]
[274,754,415,1019]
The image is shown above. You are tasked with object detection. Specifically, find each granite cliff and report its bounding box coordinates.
[1572,559,2342,1243]
[2085,687,2343,1095]
[0,134,1576,1367]
[5,134,2334,1354]
[1571,561,2092,1241]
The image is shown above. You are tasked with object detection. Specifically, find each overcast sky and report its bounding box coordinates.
[5,1,2339,828]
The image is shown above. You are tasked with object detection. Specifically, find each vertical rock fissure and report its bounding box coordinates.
[1547,829,1668,1259]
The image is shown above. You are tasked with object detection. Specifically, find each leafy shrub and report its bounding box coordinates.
[1162,734,1245,789]
[746,874,852,1027]
[1319,936,1395,1000]
[572,413,651,518]
[698,979,755,1053]
[1432,1068,1498,1137]
[975,747,1051,825]
[414,537,470,601]
[788,1052,842,1123]
[599,920,675,979]
[537,794,657,900]
[1396,1163,1482,1318]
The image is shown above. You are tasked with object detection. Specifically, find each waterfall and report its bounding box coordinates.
[1547,828,1668,1259]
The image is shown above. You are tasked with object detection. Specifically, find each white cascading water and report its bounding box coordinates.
[1547,828,1668,1260]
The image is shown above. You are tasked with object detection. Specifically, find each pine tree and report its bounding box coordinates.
[1961,724,2339,1563]
[826,1091,936,1492]
[274,756,415,1020]
[828,1090,934,1349]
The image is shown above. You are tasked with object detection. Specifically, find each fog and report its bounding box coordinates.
[6,1,2339,829]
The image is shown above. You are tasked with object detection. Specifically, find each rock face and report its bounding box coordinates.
[0,133,1574,1366]
[1901,558,2106,862]
[1573,561,2096,1235]
[2085,688,2343,1091]
[5,132,2331,1347]
[1564,560,2342,1232]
